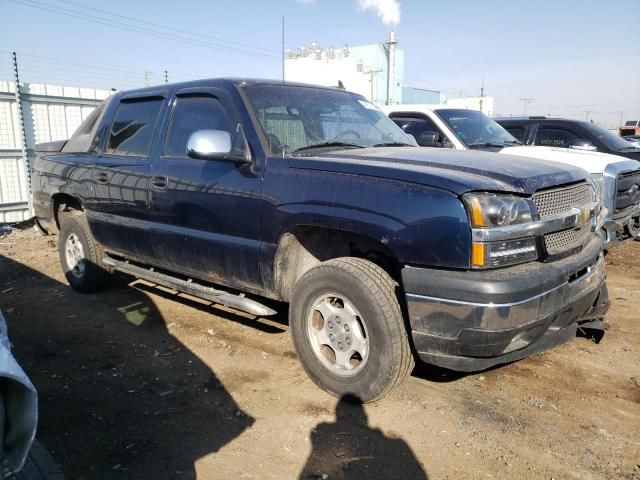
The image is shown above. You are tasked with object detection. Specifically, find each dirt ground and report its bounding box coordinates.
[0,227,638,480]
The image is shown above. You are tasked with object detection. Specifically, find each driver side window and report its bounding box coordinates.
[391,116,447,146]
[164,95,231,157]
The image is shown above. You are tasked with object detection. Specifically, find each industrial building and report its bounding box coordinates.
[285,32,443,106]
[284,32,494,117]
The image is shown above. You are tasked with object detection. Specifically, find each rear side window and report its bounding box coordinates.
[61,98,109,153]
[106,98,163,156]
[536,127,579,147]
[164,96,232,157]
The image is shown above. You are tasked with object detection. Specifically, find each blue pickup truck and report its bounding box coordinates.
[32,79,609,401]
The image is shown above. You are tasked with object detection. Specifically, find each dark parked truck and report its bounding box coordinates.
[32,79,609,401]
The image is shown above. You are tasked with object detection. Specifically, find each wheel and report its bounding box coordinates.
[289,257,414,402]
[58,212,111,292]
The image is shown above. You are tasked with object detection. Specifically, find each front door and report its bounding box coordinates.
[148,89,264,291]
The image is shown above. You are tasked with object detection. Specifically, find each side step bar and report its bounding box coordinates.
[102,256,277,317]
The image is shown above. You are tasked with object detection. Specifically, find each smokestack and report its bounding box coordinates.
[385,31,397,105]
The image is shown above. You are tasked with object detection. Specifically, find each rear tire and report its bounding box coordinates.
[289,257,414,402]
[58,212,111,292]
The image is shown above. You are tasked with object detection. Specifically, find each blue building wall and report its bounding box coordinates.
[401,87,442,105]
[348,44,404,105]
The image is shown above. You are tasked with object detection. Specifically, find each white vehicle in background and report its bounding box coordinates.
[382,105,640,246]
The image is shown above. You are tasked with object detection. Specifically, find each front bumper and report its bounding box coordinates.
[402,236,609,371]
[601,205,640,246]
[600,161,640,247]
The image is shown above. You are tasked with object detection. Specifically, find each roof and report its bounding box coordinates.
[111,77,350,97]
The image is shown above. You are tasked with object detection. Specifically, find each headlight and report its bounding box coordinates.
[463,193,538,269]
[471,238,538,268]
[587,174,603,203]
[463,193,533,228]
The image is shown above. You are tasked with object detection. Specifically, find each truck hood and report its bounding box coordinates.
[303,147,586,196]
[500,145,634,174]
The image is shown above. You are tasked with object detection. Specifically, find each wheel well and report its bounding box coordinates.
[273,226,400,302]
[52,194,84,230]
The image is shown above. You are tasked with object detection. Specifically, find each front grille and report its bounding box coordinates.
[532,182,592,218]
[614,169,640,218]
[532,181,593,256]
[543,223,591,255]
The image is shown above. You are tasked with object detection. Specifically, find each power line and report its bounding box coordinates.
[50,0,279,54]
[520,98,534,114]
[0,50,204,84]
[6,0,280,60]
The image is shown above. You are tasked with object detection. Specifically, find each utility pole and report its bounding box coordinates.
[479,76,485,113]
[12,52,31,211]
[365,68,383,103]
[618,112,624,127]
[520,98,534,115]
[281,16,285,82]
[382,31,397,105]
[584,110,591,121]
[164,70,168,84]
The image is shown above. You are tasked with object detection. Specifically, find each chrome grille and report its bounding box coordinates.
[532,182,593,255]
[543,223,591,255]
[614,169,640,217]
[532,182,592,218]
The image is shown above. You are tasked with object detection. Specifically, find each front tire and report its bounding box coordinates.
[289,257,414,402]
[58,212,111,292]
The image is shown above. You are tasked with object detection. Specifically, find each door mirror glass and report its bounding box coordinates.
[568,139,597,152]
[417,132,442,147]
[187,130,232,159]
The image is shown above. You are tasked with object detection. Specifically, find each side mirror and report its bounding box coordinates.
[187,130,233,159]
[417,132,442,148]
[568,139,597,152]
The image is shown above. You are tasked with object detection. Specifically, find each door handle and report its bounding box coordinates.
[150,175,168,190]
[94,172,109,185]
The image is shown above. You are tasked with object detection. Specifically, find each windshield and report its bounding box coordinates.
[241,84,415,156]
[435,109,519,148]
[582,121,640,151]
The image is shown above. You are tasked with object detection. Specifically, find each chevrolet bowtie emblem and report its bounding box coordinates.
[579,207,591,225]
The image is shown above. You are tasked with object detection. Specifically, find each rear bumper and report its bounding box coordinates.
[402,236,609,371]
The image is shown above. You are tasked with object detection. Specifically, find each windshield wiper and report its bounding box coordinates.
[468,142,508,149]
[290,141,364,154]
[373,142,414,147]
[503,140,523,145]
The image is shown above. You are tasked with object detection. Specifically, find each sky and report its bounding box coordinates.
[0,0,639,127]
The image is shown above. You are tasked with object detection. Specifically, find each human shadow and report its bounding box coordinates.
[0,253,255,479]
[299,395,428,480]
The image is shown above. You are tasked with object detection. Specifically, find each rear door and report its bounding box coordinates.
[148,87,264,291]
[87,91,167,263]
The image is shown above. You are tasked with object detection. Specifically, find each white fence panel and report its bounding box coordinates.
[0,81,110,223]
